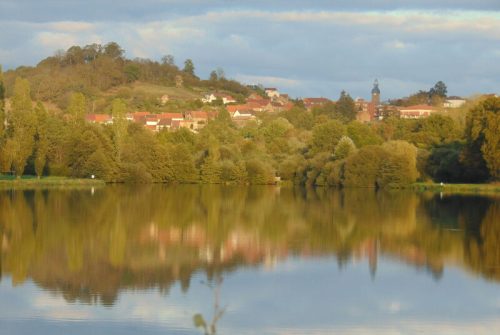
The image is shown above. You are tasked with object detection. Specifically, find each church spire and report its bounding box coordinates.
[371,79,380,105]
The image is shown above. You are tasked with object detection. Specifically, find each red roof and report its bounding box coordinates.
[159,113,183,119]
[86,114,112,123]
[188,111,209,119]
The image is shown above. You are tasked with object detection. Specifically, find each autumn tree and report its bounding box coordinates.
[8,78,37,177]
[34,102,49,178]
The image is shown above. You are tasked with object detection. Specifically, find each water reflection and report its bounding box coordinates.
[0,185,499,308]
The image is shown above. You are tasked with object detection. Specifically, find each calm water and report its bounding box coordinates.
[0,185,499,335]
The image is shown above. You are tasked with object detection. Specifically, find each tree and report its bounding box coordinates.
[209,70,218,82]
[183,59,195,76]
[343,145,385,187]
[334,91,356,122]
[103,42,124,60]
[346,122,383,147]
[311,120,346,154]
[430,81,447,98]
[34,102,49,178]
[461,97,499,182]
[161,54,175,66]
[334,136,356,160]
[8,78,36,177]
[379,140,419,187]
[67,92,87,123]
[0,65,5,140]
[482,101,500,180]
[111,98,128,163]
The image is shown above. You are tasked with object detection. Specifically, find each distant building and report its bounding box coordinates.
[443,97,466,109]
[302,97,331,110]
[399,105,437,119]
[86,114,113,124]
[202,93,236,105]
[264,88,280,99]
[356,79,380,122]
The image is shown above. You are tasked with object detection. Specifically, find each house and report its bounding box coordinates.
[355,98,375,122]
[202,93,236,104]
[443,97,466,109]
[265,88,280,99]
[399,105,437,119]
[302,97,331,110]
[185,110,218,130]
[86,114,113,124]
[158,113,184,121]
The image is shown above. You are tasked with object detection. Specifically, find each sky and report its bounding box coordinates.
[0,1,499,100]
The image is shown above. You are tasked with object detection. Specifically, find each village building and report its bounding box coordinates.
[443,97,466,109]
[264,88,280,99]
[302,97,331,110]
[202,93,236,104]
[399,105,437,119]
[356,79,381,122]
[85,114,113,124]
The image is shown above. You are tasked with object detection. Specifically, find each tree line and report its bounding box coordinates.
[0,54,499,185]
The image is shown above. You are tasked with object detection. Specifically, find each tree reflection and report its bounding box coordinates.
[193,273,226,335]
[0,185,498,306]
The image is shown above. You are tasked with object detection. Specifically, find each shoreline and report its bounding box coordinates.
[0,176,105,190]
[403,182,500,195]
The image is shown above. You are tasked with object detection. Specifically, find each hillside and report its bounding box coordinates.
[2,42,251,114]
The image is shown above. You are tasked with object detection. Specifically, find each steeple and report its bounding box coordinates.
[371,79,380,105]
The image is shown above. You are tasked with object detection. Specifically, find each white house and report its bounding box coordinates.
[265,88,280,99]
[202,93,236,105]
[444,98,466,109]
[399,105,437,119]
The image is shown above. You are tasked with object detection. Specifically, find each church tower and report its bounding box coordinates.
[371,79,380,105]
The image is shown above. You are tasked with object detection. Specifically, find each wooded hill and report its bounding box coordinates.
[1,42,252,114]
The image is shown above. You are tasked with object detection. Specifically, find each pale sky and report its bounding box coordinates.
[1,1,499,100]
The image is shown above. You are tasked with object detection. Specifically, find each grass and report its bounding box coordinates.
[105,82,203,100]
[0,175,105,190]
[407,182,500,195]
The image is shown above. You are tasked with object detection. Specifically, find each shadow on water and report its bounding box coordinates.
[0,185,498,308]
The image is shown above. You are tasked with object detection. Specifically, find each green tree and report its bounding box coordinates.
[343,145,386,187]
[183,59,195,76]
[346,121,383,147]
[430,81,447,98]
[334,91,356,122]
[334,136,356,160]
[8,78,36,177]
[67,92,87,123]
[111,98,127,163]
[0,65,5,139]
[462,97,499,182]
[34,102,49,178]
[311,120,346,154]
[482,106,500,180]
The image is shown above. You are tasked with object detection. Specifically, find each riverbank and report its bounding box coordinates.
[0,176,105,190]
[406,182,500,195]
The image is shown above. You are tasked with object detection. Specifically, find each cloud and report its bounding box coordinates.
[1,6,500,99]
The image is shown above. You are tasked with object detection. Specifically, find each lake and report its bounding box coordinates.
[0,185,499,335]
